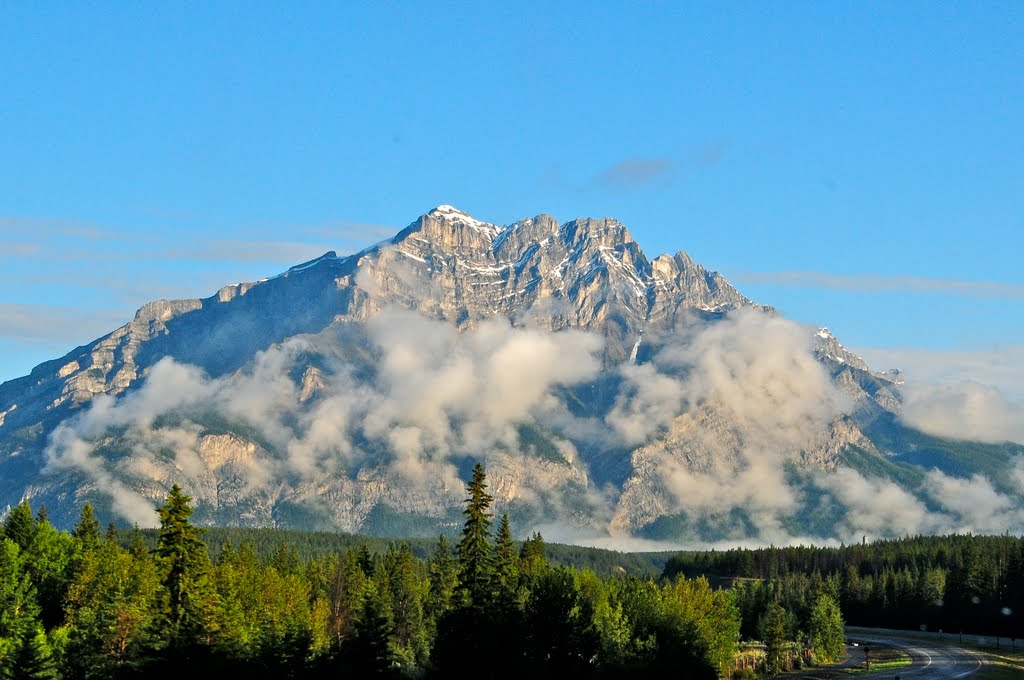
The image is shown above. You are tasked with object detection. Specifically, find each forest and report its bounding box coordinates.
[664,532,1024,640]
[5,463,977,679]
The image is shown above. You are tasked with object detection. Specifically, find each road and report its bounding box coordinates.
[781,628,989,679]
[844,630,988,679]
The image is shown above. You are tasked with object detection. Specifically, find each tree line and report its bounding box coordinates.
[2,464,848,679]
[664,533,1024,638]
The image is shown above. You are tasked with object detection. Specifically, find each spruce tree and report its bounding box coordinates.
[518,531,547,583]
[763,602,790,674]
[358,543,375,577]
[809,594,845,663]
[494,514,518,590]
[0,540,39,642]
[154,484,219,651]
[493,514,521,619]
[426,535,458,625]
[456,463,494,608]
[72,503,101,553]
[1,625,57,680]
[62,537,160,678]
[128,525,149,560]
[3,503,36,552]
[432,464,503,678]
[342,583,396,676]
[380,543,428,667]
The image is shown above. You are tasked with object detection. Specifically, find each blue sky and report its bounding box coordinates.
[1,3,1022,395]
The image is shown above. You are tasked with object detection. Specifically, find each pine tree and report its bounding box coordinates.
[271,543,302,577]
[432,465,503,678]
[324,548,369,648]
[128,525,149,560]
[154,484,219,651]
[342,583,396,676]
[3,502,36,552]
[379,543,428,668]
[763,602,790,674]
[1,625,57,680]
[518,531,547,582]
[0,540,39,642]
[493,513,521,622]
[809,594,845,663]
[72,503,101,553]
[456,463,494,608]
[494,514,518,591]
[426,535,458,626]
[358,543,375,577]
[62,538,160,678]
[20,516,71,630]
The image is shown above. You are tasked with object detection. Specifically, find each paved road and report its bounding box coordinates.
[845,631,988,679]
[779,629,990,679]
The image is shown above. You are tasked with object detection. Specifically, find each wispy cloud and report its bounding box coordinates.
[160,240,344,264]
[857,344,1024,400]
[901,381,1024,445]
[0,214,398,381]
[737,270,1024,299]
[0,216,117,241]
[541,142,729,193]
[597,156,675,189]
[0,302,129,343]
[4,243,42,257]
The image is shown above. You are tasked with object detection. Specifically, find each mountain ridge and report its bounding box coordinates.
[1,206,1017,545]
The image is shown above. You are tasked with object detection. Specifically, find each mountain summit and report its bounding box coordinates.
[1,207,1020,544]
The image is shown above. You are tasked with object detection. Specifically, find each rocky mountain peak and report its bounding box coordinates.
[2,204,1012,545]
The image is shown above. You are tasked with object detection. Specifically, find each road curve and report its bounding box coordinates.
[846,632,988,679]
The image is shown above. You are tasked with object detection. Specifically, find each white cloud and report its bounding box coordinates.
[900,381,1024,444]
[37,302,1024,543]
[736,270,1024,299]
[43,308,606,522]
[859,345,1024,401]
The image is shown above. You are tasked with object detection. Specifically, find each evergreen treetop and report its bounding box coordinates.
[456,463,494,607]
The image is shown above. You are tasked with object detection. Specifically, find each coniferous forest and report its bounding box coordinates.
[3,462,1020,678]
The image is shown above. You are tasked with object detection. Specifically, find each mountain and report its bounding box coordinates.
[2,206,1022,544]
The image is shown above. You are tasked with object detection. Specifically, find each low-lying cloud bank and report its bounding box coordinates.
[45,309,605,526]
[901,381,1024,444]
[43,307,1024,544]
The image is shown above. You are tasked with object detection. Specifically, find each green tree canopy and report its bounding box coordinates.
[154,484,220,650]
[456,463,494,608]
[809,594,845,663]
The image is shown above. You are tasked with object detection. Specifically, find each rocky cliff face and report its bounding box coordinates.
[0,206,1011,544]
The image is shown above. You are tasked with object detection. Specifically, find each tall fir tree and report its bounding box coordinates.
[154,484,220,652]
[426,535,458,628]
[808,594,845,663]
[763,602,790,675]
[3,502,36,553]
[456,463,494,608]
[342,582,397,677]
[0,539,40,647]
[493,513,522,622]
[380,543,429,668]
[518,532,547,583]
[0,625,57,680]
[432,465,504,679]
[62,538,160,678]
[494,514,518,591]
[71,504,101,553]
